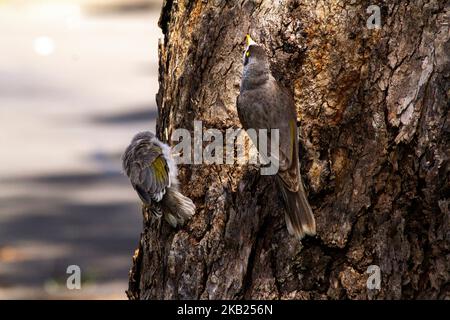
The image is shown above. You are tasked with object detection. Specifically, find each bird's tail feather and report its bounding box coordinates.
[162,187,196,227]
[281,181,316,240]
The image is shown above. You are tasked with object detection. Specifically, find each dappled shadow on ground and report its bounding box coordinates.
[0,0,162,298]
[91,106,158,125]
[0,170,142,299]
[0,100,157,298]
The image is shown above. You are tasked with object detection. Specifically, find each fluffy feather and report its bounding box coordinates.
[122,131,196,227]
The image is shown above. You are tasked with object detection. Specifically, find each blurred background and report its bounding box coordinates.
[0,0,163,299]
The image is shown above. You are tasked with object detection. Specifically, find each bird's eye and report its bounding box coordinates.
[243,50,250,66]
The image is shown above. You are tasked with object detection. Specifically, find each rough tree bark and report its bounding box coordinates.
[127,0,449,299]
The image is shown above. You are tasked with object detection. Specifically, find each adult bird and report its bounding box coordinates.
[122,131,195,227]
[237,35,316,240]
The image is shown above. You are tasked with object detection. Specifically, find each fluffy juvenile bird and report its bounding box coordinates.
[237,35,316,240]
[122,131,195,227]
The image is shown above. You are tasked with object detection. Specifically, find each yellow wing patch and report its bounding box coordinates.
[151,156,168,184]
[289,119,297,159]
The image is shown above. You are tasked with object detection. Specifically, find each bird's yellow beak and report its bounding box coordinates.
[246,34,256,47]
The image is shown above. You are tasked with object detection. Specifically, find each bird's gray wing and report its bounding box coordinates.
[238,82,300,193]
[236,94,249,129]
[127,144,170,203]
[272,82,301,193]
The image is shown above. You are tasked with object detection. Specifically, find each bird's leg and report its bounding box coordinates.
[142,203,151,222]
[142,202,163,223]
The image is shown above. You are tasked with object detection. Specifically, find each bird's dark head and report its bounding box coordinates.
[243,35,268,66]
[241,35,270,89]
[132,131,155,142]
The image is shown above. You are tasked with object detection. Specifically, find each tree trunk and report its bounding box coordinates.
[127,0,449,300]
